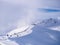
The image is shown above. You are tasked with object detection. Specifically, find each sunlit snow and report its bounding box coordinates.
[49,26,60,31]
[6,25,34,38]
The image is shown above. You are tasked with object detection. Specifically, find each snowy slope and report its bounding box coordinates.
[7,18,60,38]
[5,25,34,38]
[10,18,60,45]
[0,18,60,45]
[11,25,60,45]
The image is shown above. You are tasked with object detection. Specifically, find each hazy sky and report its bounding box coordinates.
[0,0,60,35]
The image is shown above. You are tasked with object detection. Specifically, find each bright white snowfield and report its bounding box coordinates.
[7,25,34,38]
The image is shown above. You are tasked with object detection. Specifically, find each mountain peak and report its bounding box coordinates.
[33,18,60,27]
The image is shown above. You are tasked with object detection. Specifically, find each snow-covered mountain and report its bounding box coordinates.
[8,18,60,45]
[1,18,60,45]
[36,18,60,27]
[34,18,60,32]
[6,18,60,39]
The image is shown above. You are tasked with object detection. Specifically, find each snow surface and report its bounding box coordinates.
[49,26,60,31]
[7,25,29,35]
[6,25,34,38]
[0,18,60,45]
[0,39,19,45]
